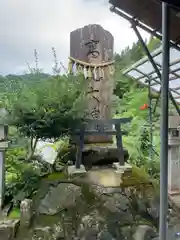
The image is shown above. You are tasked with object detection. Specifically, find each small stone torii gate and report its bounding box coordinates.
[68,24,132,175]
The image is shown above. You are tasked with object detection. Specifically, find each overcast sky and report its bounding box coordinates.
[0,0,149,76]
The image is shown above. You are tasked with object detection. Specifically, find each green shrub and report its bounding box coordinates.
[5,147,41,206]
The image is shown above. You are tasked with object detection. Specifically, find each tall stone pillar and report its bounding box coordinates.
[0,125,8,208]
[69,24,115,144]
[168,116,180,195]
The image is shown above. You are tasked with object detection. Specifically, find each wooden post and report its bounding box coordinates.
[70,24,114,144]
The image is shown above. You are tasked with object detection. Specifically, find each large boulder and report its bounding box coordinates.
[38,183,82,215]
[32,172,160,239]
[133,225,157,240]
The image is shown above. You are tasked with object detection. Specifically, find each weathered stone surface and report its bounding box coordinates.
[67,165,86,177]
[27,177,162,239]
[80,228,99,240]
[20,199,33,228]
[38,183,81,215]
[0,219,20,240]
[82,147,129,168]
[70,24,114,144]
[97,231,115,240]
[1,203,13,217]
[87,168,123,187]
[133,225,157,240]
[33,226,52,240]
[147,197,160,220]
[52,223,64,239]
[112,162,132,173]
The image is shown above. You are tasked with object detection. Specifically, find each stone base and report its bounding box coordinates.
[168,189,180,196]
[87,167,124,187]
[67,165,86,177]
[82,146,129,169]
[112,162,132,174]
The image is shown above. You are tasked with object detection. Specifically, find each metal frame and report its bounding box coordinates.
[110,5,180,52]
[110,1,178,239]
[74,118,132,168]
[146,77,153,161]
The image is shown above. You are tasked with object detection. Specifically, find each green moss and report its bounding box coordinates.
[8,207,20,219]
[121,165,159,191]
[81,183,97,205]
[33,214,61,227]
[44,172,66,180]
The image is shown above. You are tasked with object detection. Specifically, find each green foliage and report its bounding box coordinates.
[115,87,160,178]
[147,36,161,52]
[8,74,86,140]
[1,37,163,208]
[5,147,41,205]
[8,208,21,219]
[112,37,162,179]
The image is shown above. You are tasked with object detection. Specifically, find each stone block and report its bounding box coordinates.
[67,165,86,177]
[168,146,180,195]
[0,141,9,150]
[20,199,33,228]
[169,116,180,129]
[0,219,20,240]
[33,226,52,240]
[112,162,132,174]
[87,168,123,187]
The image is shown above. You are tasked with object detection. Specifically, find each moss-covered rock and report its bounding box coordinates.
[12,165,162,239]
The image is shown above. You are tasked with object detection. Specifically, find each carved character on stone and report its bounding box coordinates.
[85,40,100,58]
[70,24,114,143]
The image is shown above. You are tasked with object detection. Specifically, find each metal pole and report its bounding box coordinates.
[153,90,161,114]
[131,23,180,116]
[147,78,153,161]
[159,2,170,240]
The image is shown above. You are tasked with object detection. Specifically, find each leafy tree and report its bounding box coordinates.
[7,73,87,158]
[113,37,162,178]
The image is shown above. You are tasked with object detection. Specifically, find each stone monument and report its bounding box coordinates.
[69,24,115,144]
[0,124,8,208]
[168,116,180,195]
[69,24,130,170]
